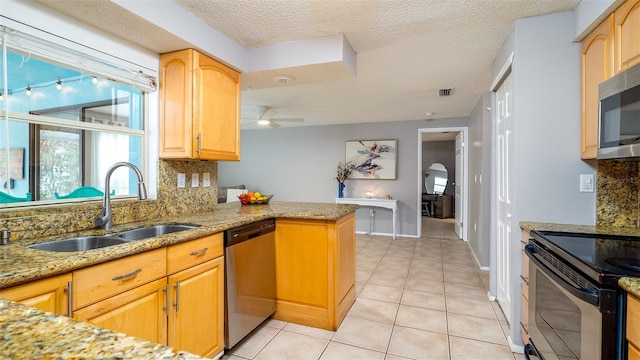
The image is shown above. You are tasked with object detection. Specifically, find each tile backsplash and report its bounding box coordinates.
[597,159,639,228]
[0,160,219,241]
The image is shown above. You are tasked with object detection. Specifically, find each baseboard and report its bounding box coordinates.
[508,335,525,354]
[486,291,496,301]
[354,231,418,238]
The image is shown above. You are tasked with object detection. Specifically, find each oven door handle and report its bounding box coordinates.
[525,245,599,306]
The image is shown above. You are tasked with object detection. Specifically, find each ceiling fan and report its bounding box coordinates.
[242,105,304,128]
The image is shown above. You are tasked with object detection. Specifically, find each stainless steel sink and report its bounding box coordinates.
[114,224,198,240]
[28,236,129,252]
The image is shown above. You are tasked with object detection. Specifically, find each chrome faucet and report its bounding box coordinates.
[95,162,147,230]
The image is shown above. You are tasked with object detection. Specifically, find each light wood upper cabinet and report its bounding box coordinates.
[273,213,356,331]
[0,273,71,316]
[159,49,241,161]
[581,15,614,160]
[615,0,640,73]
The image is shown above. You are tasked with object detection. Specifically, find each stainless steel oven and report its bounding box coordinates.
[523,230,636,360]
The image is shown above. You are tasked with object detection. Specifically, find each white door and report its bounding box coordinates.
[454,133,463,239]
[496,73,513,322]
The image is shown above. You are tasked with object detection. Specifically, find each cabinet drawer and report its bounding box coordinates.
[167,233,223,274]
[73,248,167,309]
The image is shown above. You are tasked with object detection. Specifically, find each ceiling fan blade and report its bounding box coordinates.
[270,118,304,122]
[268,121,281,128]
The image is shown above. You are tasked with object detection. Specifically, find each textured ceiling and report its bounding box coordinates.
[36,0,580,129]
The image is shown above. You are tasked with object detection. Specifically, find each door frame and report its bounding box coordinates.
[417,127,468,241]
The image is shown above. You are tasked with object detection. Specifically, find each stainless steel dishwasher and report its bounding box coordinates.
[224,218,276,349]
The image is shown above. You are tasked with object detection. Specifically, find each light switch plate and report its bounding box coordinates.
[202,172,211,187]
[580,174,594,193]
[177,173,186,188]
[192,173,199,187]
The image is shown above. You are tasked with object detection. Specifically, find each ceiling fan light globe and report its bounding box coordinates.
[257,119,270,125]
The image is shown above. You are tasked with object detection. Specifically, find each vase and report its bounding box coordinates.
[338,182,345,198]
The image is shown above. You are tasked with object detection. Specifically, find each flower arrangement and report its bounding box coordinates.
[336,161,355,183]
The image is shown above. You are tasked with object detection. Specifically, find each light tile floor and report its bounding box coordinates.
[223,217,525,360]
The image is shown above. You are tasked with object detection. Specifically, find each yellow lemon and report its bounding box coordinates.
[254,192,261,198]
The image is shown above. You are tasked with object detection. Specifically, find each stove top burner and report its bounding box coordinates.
[531,230,640,285]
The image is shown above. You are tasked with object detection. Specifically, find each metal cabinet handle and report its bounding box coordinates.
[520,321,529,334]
[190,247,208,256]
[196,133,202,155]
[163,283,170,315]
[64,281,73,317]
[173,281,180,312]
[520,274,529,285]
[112,268,141,281]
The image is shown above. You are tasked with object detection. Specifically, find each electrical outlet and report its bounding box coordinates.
[580,174,594,193]
[192,173,199,187]
[177,173,186,188]
[202,172,211,187]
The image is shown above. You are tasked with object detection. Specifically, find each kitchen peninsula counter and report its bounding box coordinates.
[0,201,358,288]
[0,201,357,359]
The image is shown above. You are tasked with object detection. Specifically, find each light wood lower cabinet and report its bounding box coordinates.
[71,234,224,358]
[521,229,531,344]
[73,278,168,345]
[0,273,71,316]
[168,256,224,357]
[628,293,640,359]
[273,213,356,331]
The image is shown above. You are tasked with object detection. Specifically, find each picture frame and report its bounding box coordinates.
[345,139,397,180]
[0,148,24,180]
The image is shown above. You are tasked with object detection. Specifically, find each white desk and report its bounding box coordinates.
[335,197,398,239]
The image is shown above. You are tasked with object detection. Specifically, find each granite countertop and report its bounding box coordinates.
[0,201,357,359]
[520,221,640,237]
[619,277,640,298]
[0,201,358,288]
[0,298,204,359]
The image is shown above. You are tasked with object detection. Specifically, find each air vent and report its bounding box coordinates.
[438,88,452,97]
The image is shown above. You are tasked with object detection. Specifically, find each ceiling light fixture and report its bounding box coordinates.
[257,119,270,126]
[425,112,434,117]
[25,87,31,96]
[92,76,98,84]
[56,80,62,90]
[273,75,295,84]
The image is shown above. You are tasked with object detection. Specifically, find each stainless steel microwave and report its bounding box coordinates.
[598,62,640,160]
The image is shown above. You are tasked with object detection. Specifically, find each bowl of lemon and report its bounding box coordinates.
[237,192,272,205]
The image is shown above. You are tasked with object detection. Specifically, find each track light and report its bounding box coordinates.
[25,87,31,96]
[56,80,62,90]
[92,76,98,84]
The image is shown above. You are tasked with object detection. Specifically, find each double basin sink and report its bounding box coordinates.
[28,224,198,253]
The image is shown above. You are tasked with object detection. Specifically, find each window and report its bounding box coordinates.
[0,26,155,206]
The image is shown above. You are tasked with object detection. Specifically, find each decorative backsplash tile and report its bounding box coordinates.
[0,160,219,241]
[596,159,639,228]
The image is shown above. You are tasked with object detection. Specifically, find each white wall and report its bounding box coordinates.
[491,11,597,348]
[219,117,468,237]
[467,93,493,268]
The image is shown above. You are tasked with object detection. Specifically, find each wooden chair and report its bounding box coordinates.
[54,186,114,199]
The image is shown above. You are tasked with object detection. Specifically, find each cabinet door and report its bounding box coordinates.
[159,49,195,159]
[73,278,168,345]
[615,0,640,73]
[168,257,224,357]
[196,52,241,161]
[581,15,613,159]
[0,273,71,316]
